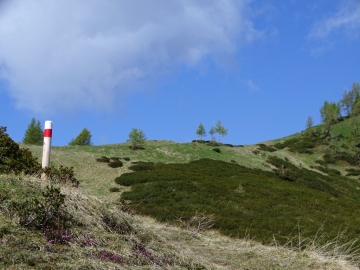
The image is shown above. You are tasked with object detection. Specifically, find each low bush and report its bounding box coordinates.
[0,126,40,174]
[314,166,341,176]
[256,144,277,152]
[108,160,123,168]
[273,135,321,154]
[345,168,360,176]
[109,187,120,192]
[40,165,79,187]
[212,148,221,153]
[96,156,110,163]
[0,126,79,187]
[207,141,221,147]
[129,162,155,172]
[115,158,360,247]
[8,185,71,231]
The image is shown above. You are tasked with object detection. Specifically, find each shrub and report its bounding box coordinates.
[108,160,123,168]
[314,166,341,176]
[40,165,79,187]
[266,156,339,196]
[123,157,130,161]
[114,158,360,247]
[129,162,155,171]
[256,144,277,152]
[345,168,360,176]
[96,156,110,163]
[0,126,41,174]
[109,187,120,192]
[212,148,221,153]
[1,126,79,186]
[10,185,71,230]
[323,154,337,164]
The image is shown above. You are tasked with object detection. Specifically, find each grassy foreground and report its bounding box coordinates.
[0,174,358,269]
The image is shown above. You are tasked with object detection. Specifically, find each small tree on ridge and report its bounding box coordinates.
[128,128,147,150]
[215,120,228,143]
[23,118,43,145]
[69,128,92,146]
[196,123,206,140]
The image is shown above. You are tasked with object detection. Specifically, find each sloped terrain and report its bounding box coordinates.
[2,117,360,269]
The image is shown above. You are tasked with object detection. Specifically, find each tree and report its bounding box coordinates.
[305,116,315,136]
[320,101,341,137]
[340,83,360,116]
[209,127,216,141]
[196,123,206,140]
[215,120,228,143]
[306,116,314,129]
[69,128,92,146]
[23,118,43,145]
[128,128,147,150]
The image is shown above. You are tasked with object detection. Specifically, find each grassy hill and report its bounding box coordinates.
[2,118,360,269]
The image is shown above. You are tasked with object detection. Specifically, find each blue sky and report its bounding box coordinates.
[1,0,359,146]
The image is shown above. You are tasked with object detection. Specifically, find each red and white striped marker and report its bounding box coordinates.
[42,121,53,169]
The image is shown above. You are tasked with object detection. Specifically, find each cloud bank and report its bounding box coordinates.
[309,0,360,40]
[0,0,259,114]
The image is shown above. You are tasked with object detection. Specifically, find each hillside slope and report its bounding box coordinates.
[6,117,360,269]
[0,174,358,269]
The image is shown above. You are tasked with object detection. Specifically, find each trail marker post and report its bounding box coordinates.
[41,121,52,179]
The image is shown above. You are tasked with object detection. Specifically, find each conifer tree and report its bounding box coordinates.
[23,118,43,145]
[69,128,92,146]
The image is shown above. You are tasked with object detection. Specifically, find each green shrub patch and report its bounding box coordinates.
[96,156,110,163]
[314,166,341,176]
[345,168,360,176]
[0,126,40,174]
[256,144,277,152]
[115,158,360,246]
[129,162,155,172]
[108,160,123,168]
[212,148,221,153]
[273,135,321,154]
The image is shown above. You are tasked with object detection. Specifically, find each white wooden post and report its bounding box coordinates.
[42,120,52,169]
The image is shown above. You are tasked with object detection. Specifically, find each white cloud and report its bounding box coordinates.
[0,0,260,114]
[308,0,360,40]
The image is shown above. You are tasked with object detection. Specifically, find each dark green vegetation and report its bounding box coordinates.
[22,118,43,145]
[0,126,79,186]
[96,155,131,168]
[128,128,147,150]
[0,126,41,174]
[69,127,92,146]
[115,157,360,246]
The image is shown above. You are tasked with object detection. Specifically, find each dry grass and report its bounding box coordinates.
[140,216,359,270]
